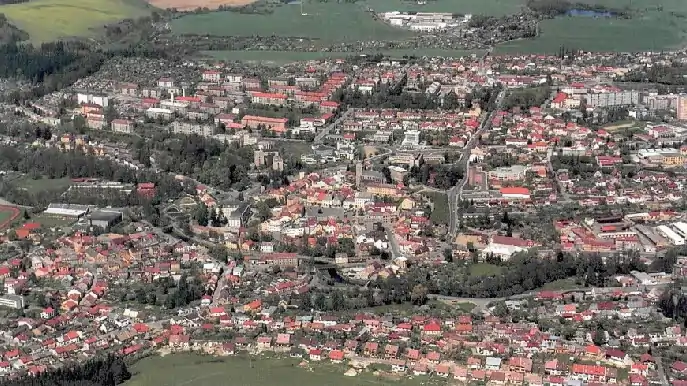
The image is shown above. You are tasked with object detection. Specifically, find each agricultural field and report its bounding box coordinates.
[362,0,528,16]
[171,2,414,42]
[126,354,437,386]
[0,0,151,43]
[0,206,20,230]
[202,48,483,64]
[495,0,687,53]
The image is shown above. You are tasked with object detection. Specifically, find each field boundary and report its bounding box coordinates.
[0,205,20,230]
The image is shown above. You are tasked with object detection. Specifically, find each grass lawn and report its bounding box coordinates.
[423,191,449,225]
[30,214,75,229]
[202,48,483,63]
[172,2,414,43]
[127,354,433,386]
[0,206,20,230]
[363,0,528,16]
[467,262,503,276]
[14,177,73,194]
[540,278,579,290]
[1,0,151,43]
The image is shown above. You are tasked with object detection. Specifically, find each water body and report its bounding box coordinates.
[567,9,614,17]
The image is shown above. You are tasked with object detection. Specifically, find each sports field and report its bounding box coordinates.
[363,0,527,16]
[127,354,433,386]
[0,0,151,43]
[14,177,72,194]
[171,2,413,42]
[0,205,20,230]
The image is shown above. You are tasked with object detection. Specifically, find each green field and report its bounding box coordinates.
[127,354,435,386]
[423,191,449,225]
[30,213,75,228]
[467,262,503,276]
[1,0,151,43]
[15,177,73,194]
[202,48,483,63]
[495,16,686,54]
[363,0,527,16]
[172,2,413,42]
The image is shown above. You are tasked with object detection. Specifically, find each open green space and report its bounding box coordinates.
[468,262,503,276]
[0,0,151,43]
[495,0,687,54]
[202,48,483,63]
[14,177,72,194]
[127,354,434,386]
[423,191,449,225]
[363,0,527,16]
[540,278,579,290]
[172,2,413,42]
[29,213,75,229]
[0,209,16,226]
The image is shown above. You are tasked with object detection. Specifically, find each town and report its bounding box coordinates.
[0,47,685,386]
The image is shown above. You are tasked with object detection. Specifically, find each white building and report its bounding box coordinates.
[402,129,420,148]
[77,93,109,107]
[657,225,684,245]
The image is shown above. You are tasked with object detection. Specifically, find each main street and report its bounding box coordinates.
[314,108,354,144]
[448,89,507,237]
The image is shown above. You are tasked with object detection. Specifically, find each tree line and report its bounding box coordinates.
[1,354,130,386]
[0,145,187,209]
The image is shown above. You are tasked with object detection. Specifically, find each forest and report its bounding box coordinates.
[1,355,130,386]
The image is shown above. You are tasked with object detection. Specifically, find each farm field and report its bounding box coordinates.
[363,0,527,16]
[126,354,435,386]
[0,0,151,43]
[202,48,483,63]
[0,206,20,230]
[171,2,414,42]
[495,16,685,54]
[495,0,687,54]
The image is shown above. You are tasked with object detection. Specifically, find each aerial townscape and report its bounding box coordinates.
[0,0,685,385]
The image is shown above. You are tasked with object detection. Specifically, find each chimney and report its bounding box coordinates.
[183,88,186,97]
[170,91,174,103]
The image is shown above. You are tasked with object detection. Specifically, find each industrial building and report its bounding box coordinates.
[44,203,90,219]
[656,225,684,246]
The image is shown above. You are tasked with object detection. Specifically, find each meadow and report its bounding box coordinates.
[171,2,413,42]
[126,353,436,386]
[0,0,151,43]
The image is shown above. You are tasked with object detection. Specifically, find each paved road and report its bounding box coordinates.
[314,108,353,144]
[448,89,507,236]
